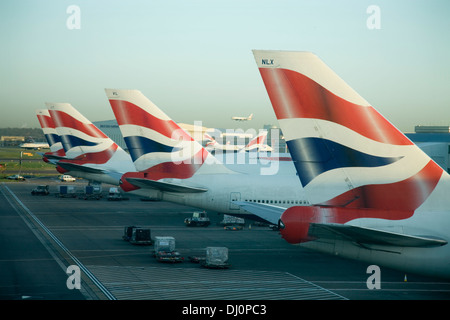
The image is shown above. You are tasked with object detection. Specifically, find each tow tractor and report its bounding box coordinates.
[184,211,210,227]
[153,236,183,263]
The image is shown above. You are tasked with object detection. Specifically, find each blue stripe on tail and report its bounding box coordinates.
[287,137,403,187]
[124,136,181,161]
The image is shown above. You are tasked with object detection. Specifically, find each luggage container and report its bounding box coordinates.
[81,185,102,200]
[201,247,230,269]
[220,214,245,226]
[129,227,152,245]
[56,185,77,198]
[153,236,183,263]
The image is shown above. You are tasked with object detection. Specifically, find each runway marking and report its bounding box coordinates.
[87,265,347,300]
[1,183,116,300]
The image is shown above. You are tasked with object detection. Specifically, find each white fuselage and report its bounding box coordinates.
[301,174,450,279]
[129,170,306,218]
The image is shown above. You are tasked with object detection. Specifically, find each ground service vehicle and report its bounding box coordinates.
[184,211,210,227]
[60,175,76,182]
[31,185,49,195]
[7,174,25,181]
[108,187,123,201]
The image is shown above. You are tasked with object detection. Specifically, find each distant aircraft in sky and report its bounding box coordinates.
[252,49,450,279]
[231,113,253,121]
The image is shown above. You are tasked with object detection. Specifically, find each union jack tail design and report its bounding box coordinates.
[35,109,66,161]
[244,130,268,151]
[253,50,447,215]
[106,89,227,184]
[46,102,132,171]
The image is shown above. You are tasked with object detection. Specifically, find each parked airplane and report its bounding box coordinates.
[232,113,253,121]
[46,102,135,185]
[204,130,272,153]
[252,50,450,279]
[35,109,66,162]
[106,88,305,220]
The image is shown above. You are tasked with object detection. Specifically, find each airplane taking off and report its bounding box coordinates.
[46,102,135,185]
[35,109,66,162]
[232,113,253,121]
[106,88,305,220]
[252,50,450,279]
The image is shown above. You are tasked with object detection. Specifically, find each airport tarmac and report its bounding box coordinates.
[1,178,450,302]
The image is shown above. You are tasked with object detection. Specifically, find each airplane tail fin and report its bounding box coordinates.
[244,130,267,151]
[253,50,445,212]
[203,133,218,150]
[248,113,253,120]
[35,109,66,161]
[46,102,132,171]
[106,89,231,184]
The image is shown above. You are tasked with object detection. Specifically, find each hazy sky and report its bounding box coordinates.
[1,0,449,132]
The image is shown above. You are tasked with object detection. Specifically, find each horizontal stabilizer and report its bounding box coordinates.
[309,223,448,247]
[44,154,67,161]
[56,161,106,174]
[125,177,208,193]
[233,201,285,225]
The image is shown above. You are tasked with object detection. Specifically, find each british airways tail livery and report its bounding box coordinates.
[253,50,450,279]
[106,89,230,192]
[244,130,272,152]
[35,109,66,162]
[46,102,135,184]
[106,88,305,219]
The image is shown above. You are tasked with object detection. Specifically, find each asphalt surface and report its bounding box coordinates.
[1,178,450,305]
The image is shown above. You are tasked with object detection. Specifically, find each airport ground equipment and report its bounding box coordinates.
[122,226,152,245]
[220,214,245,227]
[108,187,125,201]
[188,255,206,264]
[55,185,77,198]
[123,226,136,241]
[131,228,152,245]
[224,225,244,231]
[201,247,230,269]
[31,185,49,196]
[184,211,210,227]
[188,247,230,268]
[153,236,183,263]
[80,185,102,200]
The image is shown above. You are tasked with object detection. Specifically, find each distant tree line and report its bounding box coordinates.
[0,128,45,141]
